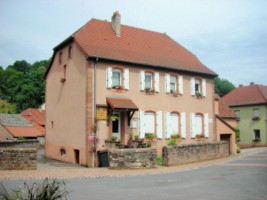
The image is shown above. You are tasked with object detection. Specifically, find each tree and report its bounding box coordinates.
[214,77,235,97]
[7,60,31,74]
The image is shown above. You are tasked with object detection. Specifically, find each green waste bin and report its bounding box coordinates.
[98,150,109,167]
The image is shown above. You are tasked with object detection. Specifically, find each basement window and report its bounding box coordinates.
[60,148,66,157]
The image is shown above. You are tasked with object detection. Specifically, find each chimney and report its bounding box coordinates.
[111,11,121,36]
[250,82,254,85]
[239,84,243,87]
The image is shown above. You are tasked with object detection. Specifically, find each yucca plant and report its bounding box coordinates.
[0,178,69,200]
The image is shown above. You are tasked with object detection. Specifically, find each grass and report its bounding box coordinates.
[0,178,69,200]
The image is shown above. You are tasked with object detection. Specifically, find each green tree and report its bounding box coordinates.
[7,60,31,74]
[214,77,235,97]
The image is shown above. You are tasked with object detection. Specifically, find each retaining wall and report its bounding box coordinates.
[0,140,38,170]
[109,148,157,169]
[162,142,229,166]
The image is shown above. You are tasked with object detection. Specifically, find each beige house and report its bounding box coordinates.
[45,12,234,167]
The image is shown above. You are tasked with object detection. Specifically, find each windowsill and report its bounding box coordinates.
[253,139,261,142]
[252,117,260,120]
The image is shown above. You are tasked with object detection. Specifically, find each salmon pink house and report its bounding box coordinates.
[45,12,232,167]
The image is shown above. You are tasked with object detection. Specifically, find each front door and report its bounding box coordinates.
[112,113,120,139]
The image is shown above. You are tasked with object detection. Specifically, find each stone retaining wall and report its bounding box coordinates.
[109,148,157,169]
[0,140,38,170]
[162,142,229,166]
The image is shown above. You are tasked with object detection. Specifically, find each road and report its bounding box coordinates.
[1,148,267,200]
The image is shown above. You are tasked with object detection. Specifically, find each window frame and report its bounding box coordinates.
[145,72,153,89]
[112,68,122,87]
[170,112,180,135]
[195,113,204,136]
[252,108,260,120]
[253,129,261,141]
[68,46,72,59]
[170,75,177,93]
[195,79,201,94]
[59,51,63,64]
[144,111,156,134]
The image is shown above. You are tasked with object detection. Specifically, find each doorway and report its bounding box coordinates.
[74,149,80,164]
[220,134,231,155]
[112,112,120,139]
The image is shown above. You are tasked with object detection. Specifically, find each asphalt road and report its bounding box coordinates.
[1,149,267,200]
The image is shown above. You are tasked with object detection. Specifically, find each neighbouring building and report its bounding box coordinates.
[0,114,44,142]
[222,83,267,148]
[214,94,237,154]
[45,12,234,167]
[21,108,46,145]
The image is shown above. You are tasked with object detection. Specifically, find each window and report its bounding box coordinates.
[145,73,153,89]
[60,65,67,82]
[253,129,261,141]
[190,78,206,97]
[112,69,122,87]
[170,112,180,135]
[170,76,177,92]
[234,110,241,121]
[59,52,63,64]
[68,46,72,59]
[144,112,155,134]
[252,108,260,120]
[195,79,201,93]
[195,113,203,135]
[106,67,129,90]
[60,148,66,157]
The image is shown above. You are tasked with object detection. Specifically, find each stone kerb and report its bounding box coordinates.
[109,148,157,169]
[0,140,38,170]
[162,142,229,166]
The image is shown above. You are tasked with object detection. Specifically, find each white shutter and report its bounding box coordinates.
[140,70,145,91]
[154,72,160,92]
[181,112,186,139]
[165,112,172,139]
[190,77,195,96]
[165,74,170,93]
[202,79,206,97]
[190,112,196,138]
[156,111,163,139]
[106,66,112,89]
[139,110,145,139]
[123,68,129,90]
[204,113,209,138]
[178,75,183,95]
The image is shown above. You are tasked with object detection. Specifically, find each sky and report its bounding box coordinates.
[0,0,266,86]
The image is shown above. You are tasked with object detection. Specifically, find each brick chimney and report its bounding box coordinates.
[250,82,254,85]
[111,11,121,36]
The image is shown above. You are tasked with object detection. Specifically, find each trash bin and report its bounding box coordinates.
[98,150,109,167]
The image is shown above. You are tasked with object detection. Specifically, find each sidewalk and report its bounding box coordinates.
[0,147,266,181]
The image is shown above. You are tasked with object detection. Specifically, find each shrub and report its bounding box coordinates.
[156,156,163,165]
[0,178,69,200]
[168,139,177,146]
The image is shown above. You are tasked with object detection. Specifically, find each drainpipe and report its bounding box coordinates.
[93,57,98,167]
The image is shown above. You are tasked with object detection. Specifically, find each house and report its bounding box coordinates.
[222,83,267,148]
[21,108,46,145]
[214,94,237,154]
[0,114,44,141]
[44,11,231,167]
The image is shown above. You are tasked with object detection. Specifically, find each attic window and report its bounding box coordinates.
[68,46,72,59]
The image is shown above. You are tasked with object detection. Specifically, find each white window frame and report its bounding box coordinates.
[144,112,155,134]
[145,72,153,89]
[253,108,259,117]
[170,75,177,92]
[112,69,122,87]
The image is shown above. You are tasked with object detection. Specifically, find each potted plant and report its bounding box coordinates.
[170,90,179,97]
[171,133,181,140]
[195,133,205,142]
[110,115,119,121]
[145,87,155,95]
[195,91,203,98]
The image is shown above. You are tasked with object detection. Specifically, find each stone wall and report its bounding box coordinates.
[162,142,229,166]
[0,140,38,170]
[109,148,157,169]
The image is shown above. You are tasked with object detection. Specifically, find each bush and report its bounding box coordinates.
[168,139,177,146]
[0,178,69,200]
[156,156,163,165]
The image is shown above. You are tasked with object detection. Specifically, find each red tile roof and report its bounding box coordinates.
[219,100,236,118]
[107,97,138,110]
[222,85,267,106]
[21,108,46,126]
[46,17,217,78]
[5,126,44,137]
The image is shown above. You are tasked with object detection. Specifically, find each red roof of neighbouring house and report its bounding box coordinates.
[222,84,267,106]
[5,126,44,137]
[45,14,217,78]
[21,108,46,126]
[215,94,236,118]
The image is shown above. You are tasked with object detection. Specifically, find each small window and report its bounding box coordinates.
[234,110,240,120]
[252,109,260,120]
[145,73,153,89]
[253,129,261,141]
[59,52,63,64]
[60,148,66,157]
[112,69,122,87]
[195,113,203,135]
[170,76,177,92]
[60,65,67,82]
[68,46,72,59]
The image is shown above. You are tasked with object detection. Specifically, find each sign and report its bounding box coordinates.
[96,106,107,120]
